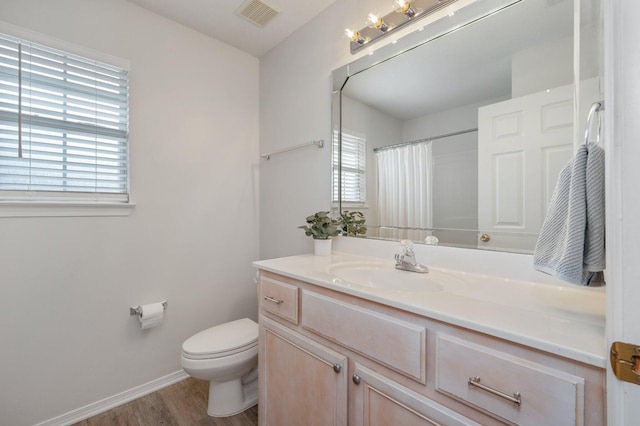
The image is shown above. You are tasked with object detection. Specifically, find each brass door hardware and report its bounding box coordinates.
[610,341,640,385]
[480,233,491,242]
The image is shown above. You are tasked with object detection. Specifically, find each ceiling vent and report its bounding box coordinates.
[236,0,282,28]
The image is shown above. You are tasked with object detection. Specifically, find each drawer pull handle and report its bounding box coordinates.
[264,296,284,305]
[468,376,522,406]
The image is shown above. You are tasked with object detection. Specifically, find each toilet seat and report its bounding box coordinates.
[182,318,258,360]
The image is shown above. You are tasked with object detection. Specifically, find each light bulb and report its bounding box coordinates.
[366,12,389,32]
[345,28,365,44]
[393,0,416,17]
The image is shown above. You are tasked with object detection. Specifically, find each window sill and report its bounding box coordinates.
[0,201,136,218]
[332,203,370,210]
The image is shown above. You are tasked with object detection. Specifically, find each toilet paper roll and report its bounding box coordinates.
[138,302,164,330]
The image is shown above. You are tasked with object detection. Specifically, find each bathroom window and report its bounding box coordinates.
[0,32,130,210]
[332,129,366,205]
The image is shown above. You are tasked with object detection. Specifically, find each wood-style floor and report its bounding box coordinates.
[72,378,258,426]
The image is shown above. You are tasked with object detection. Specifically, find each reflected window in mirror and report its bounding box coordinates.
[332,130,366,205]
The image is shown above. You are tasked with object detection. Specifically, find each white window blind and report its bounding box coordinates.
[332,130,366,204]
[0,33,129,202]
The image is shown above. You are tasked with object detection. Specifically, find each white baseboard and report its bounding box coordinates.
[35,370,190,426]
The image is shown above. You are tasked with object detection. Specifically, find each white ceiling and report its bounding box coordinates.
[127,0,338,57]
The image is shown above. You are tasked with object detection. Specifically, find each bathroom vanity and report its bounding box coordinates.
[254,252,605,426]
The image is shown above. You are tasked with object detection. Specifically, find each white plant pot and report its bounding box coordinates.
[314,239,332,256]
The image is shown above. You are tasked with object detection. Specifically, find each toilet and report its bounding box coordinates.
[181,318,259,417]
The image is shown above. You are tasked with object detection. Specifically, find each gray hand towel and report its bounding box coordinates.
[533,142,605,286]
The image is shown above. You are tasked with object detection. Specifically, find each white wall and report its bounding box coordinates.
[511,37,573,97]
[402,99,500,141]
[0,1,259,425]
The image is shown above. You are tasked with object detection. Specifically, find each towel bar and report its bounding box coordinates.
[260,140,324,160]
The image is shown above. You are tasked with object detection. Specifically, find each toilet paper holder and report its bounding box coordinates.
[130,301,167,316]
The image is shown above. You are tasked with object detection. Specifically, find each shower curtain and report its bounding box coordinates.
[376,142,433,241]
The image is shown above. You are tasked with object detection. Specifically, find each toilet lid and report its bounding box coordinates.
[182,318,258,358]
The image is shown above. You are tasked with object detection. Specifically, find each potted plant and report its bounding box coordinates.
[339,210,367,237]
[299,211,340,255]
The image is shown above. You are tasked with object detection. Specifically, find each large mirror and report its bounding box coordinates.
[332,0,603,254]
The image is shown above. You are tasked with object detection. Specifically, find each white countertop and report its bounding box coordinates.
[253,252,606,368]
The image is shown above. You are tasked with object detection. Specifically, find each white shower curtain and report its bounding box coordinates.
[376,142,433,241]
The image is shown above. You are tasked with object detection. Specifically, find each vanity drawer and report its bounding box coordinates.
[259,276,299,324]
[435,334,584,426]
[301,290,426,383]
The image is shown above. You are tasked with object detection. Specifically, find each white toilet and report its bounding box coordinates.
[181,318,259,417]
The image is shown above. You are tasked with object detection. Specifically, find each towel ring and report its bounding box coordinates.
[584,101,604,145]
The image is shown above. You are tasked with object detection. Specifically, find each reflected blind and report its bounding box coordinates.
[0,33,129,200]
[332,130,366,204]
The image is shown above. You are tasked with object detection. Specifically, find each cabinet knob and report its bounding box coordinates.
[352,374,361,385]
[480,233,491,242]
[333,364,342,374]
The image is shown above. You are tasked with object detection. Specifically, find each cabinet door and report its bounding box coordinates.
[352,364,481,426]
[259,316,348,426]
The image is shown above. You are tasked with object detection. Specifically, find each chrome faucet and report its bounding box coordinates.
[395,240,429,273]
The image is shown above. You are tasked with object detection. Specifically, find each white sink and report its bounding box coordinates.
[328,261,467,293]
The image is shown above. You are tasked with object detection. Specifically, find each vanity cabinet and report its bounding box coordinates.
[257,270,605,426]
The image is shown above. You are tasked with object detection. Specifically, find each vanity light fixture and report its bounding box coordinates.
[347,0,458,54]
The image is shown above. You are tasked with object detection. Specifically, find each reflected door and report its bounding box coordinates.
[477,83,575,252]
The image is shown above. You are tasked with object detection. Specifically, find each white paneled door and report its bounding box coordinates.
[478,84,574,252]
